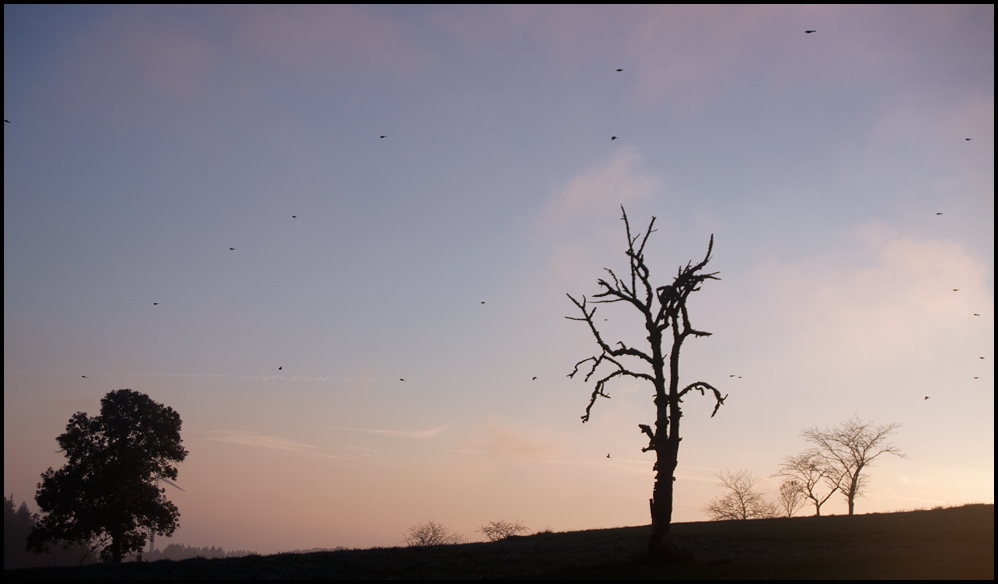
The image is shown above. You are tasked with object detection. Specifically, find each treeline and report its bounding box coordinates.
[4,495,93,569]
[4,495,255,568]
[141,543,256,562]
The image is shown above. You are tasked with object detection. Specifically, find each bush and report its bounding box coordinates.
[402,521,465,547]
[477,519,530,542]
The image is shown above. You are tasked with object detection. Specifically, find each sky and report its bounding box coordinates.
[4,5,994,555]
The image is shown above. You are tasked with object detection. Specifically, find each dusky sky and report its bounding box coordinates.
[4,5,993,554]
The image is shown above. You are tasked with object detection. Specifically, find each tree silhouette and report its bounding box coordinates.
[402,521,465,547]
[802,416,905,516]
[702,469,777,521]
[567,206,725,559]
[28,389,188,562]
[772,449,840,516]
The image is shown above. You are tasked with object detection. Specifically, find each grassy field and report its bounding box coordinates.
[7,504,992,579]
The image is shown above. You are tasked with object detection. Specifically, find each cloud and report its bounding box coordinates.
[752,224,992,366]
[544,146,661,224]
[204,429,320,453]
[355,427,447,439]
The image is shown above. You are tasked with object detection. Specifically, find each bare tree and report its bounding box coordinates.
[802,416,906,515]
[477,519,530,542]
[777,479,807,518]
[702,469,778,521]
[772,449,840,516]
[401,521,465,547]
[567,206,725,559]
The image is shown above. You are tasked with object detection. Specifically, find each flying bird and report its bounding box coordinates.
[380,136,386,139]
[966,138,972,141]
[974,313,980,316]
[532,377,537,381]
[936,212,943,215]
[805,30,816,34]
[481,301,485,304]
[924,396,930,400]
[82,376,87,378]
[153,302,159,305]
[611,136,617,140]
[279,366,282,371]
[607,454,611,458]
[292,215,297,218]
[3,119,10,124]
[400,378,405,381]
[954,289,959,291]
[229,248,235,251]
[616,69,623,72]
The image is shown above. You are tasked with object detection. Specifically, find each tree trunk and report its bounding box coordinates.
[647,436,680,559]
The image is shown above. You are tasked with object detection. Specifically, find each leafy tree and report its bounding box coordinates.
[402,521,465,547]
[28,389,188,562]
[802,416,905,515]
[772,449,840,516]
[477,519,530,542]
[567,206,725,559]
[702,469,778,521]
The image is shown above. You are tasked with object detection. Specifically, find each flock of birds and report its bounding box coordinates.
[5,28,988,431]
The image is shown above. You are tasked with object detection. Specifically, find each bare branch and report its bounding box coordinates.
[678,382,727,418]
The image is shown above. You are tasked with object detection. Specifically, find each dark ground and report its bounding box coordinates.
[6,504,992,579]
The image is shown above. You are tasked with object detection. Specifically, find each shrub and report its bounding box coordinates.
[477,519,530,542]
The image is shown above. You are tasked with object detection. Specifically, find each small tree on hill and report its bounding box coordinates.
[477,519,529,542]
[777,479,807,518]
[772,449,840,516]
[402,521,465,547]
[28,389,187,562]
[802,416,905,516]
[703,469,778,521]
[567,206,725,559]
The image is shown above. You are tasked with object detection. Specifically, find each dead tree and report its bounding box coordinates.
[567,206,725,560]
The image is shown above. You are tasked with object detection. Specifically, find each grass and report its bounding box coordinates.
[6,504,992,579]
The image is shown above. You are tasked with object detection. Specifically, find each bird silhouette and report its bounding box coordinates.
[974,313,980,316]
[936,212,943,215]
[3,119,10,124]
[954,289,959,291]
[380,136,386,139]
[611,136,617,140]
[292,215,297,218]
[532,376,537,381]
[616,69,623,72]
[966,138,972,141]
[229,248,235,251]
[400,378,405,381]
[805,30,816,34]
[924,396,930,400]
[481,301,485,304]
[607,453,611,458]
[81,375,87,378]
[153,302,159,305]
[279,366,282,371]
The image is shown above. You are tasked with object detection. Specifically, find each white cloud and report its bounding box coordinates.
[204,429,319,453]
[544,146,661,224]
[355,427,448,439]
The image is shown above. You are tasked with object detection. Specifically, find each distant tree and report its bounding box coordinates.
[28,389,188,562]
[402,521,465,547]
[802,416,905,516]
[776,479,807,518]
[567,206,725,560]
[477,519,529,542]
[702,469,778,521]
[772,449,840,516]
